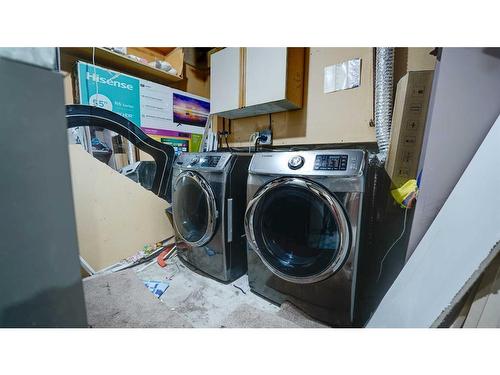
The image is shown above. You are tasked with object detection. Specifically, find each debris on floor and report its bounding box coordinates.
[82,251,329,328]
[156,243,177,268]
[233,284,247,295]
[135,253,279,327]
[83,269,192,328]
[89,237,176,276]
[144,280,169,298]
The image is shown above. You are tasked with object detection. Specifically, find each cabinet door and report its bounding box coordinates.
[245,48,287,107]
[210,48,241,114]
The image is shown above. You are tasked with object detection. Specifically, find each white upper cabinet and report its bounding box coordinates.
[245,48,287,107]
[210,48,304,119]
[210,47,241,115]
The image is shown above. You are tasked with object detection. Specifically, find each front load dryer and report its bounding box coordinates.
[172,152,251,282]
[244,149,368,326]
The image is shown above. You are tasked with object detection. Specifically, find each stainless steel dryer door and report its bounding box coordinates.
[172,171,218,247]
[245,177,351,284]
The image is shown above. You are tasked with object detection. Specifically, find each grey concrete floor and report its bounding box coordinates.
[134,253,280,327]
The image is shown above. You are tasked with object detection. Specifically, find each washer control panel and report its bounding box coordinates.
[175,152,230,171]
[199,156,221,167]
[188,157,200,166]
[314,154,348,171]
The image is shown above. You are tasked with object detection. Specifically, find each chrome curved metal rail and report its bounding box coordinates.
[245,177,351,284]
[173,170,218,248]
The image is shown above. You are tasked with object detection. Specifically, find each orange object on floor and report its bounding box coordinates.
[157,243,176,268]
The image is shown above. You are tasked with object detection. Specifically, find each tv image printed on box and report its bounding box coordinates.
[173,93,210,127]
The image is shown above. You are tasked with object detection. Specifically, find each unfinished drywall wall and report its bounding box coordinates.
[222,47,436,147]
[407,48,437,71]
[224,47,375,146]
[179,63,210,98]
[68,145,174,271]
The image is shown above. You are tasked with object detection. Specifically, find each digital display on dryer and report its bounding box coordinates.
[199,156,221,167]
[314,154,348,171]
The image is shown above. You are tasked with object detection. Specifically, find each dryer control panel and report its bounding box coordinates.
[314,154,349,171]
[249,149,365,177]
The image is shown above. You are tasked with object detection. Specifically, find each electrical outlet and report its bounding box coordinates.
[258,129,272,145]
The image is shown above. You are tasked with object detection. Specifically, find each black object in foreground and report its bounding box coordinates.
[65,104,175,202]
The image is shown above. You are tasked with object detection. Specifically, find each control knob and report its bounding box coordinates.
[288,155,305,170]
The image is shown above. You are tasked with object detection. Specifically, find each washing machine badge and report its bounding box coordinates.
[288,155,305,170]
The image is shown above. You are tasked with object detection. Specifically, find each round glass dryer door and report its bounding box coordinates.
[245,177,351,283]
[172,171,217,247]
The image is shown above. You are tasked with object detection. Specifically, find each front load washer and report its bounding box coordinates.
[245,149,368,326]
[172,152,251,282]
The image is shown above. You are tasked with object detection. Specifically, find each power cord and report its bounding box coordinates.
[376,206,410,283]
[254,135,263,152]
[218,118,234,152]
[249,132,259,152]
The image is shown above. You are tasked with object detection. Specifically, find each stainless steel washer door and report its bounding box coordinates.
[245,177,351,284]
[172,171,217,247]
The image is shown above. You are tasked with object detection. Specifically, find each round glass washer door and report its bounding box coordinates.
[245,177,351,284]
[172,171,217,247]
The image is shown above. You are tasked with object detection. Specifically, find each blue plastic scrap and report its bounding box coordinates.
[144,280,169,298]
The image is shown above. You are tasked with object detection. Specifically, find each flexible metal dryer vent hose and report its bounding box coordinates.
[374,47,395,164]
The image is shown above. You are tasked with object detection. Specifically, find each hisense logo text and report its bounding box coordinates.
[86,72,134,91]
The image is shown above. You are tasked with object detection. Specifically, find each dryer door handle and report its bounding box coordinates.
[227,198,233,243]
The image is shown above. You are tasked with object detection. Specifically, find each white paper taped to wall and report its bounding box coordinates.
[324,58,361,93]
